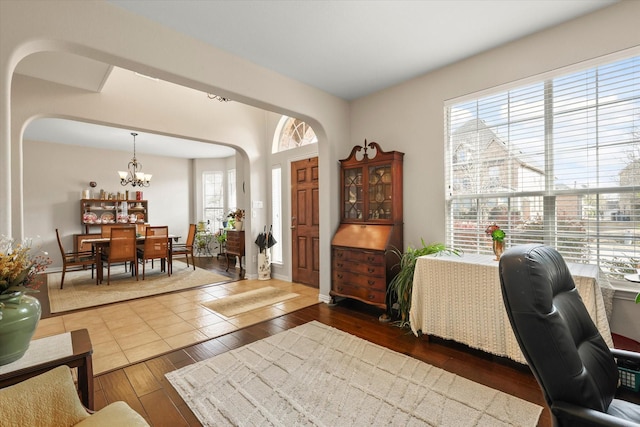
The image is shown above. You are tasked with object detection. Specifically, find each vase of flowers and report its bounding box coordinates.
[228,209,245,231]
[485,223,506,261]
[0,236,51,366]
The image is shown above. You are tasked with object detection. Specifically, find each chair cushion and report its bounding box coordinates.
[75,401,149,427]
[0,365,90,427]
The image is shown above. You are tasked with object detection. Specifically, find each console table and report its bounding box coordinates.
[0,329,94,409]
[409,253,614,364]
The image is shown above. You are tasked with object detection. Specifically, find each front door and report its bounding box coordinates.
[291,157,319,287]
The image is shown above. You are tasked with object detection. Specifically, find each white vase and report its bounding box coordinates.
[235,220,243,231]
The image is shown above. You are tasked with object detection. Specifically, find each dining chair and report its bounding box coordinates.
[137,226,170,280]
[136,222,149,236]
[171,223,196,272]
[100,226,138,285]
[55,229,95,289]
[101,223,135,238]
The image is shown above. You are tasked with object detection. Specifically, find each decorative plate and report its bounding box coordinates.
[100,213,115,223]
[83,212,98,223]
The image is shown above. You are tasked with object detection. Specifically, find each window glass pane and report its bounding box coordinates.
[271,166,282,264]
[277,117,317,152]
[203,171,224,230]
[228,169,236,210]
[446,55,640,279]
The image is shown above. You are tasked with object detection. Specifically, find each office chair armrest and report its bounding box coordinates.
[554,401,639,427]
[611,348,640,364]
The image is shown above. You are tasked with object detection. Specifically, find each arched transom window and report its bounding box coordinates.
[274,116,317,153]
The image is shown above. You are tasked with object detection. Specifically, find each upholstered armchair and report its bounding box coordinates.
[499,244,640,426]
[0,365,149,427]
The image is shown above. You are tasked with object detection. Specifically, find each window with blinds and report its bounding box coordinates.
[445,54,640,278]
[203,171,224,230]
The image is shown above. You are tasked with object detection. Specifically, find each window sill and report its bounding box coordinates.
[609,278,640,301]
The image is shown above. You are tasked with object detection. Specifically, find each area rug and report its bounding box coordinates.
[47,261,229,313]
[166,321,543,427]
[201,286,300,317]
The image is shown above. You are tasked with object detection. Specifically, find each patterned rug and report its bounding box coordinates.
[166,321,543,426]
[47,261,229,313]
[201,287,300,317]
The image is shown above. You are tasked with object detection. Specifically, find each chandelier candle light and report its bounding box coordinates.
[118,132,152,187]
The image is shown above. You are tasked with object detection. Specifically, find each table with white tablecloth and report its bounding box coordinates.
[409,253,614,365]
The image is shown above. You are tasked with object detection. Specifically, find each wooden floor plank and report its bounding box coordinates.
[139,388,190,427]
[124,363,163,397]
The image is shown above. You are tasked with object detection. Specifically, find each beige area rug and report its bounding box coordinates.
[47,261,229,313]
[166,321,543,427]
[201,286,300,317]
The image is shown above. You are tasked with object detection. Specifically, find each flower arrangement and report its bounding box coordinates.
[228,209,245,222]
[485,223,505,242]
[0,236,51,296]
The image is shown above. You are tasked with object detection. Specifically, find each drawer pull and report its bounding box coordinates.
[337,273,343,279]
[367,256,375,262]
[368,280,375,285]
[336,252,343,258]
[337,262,343,268]
[337,286,344,291]
[368,294,375,300]
[367,267,375,273]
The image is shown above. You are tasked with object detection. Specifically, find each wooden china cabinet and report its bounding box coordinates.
[330,140,404,320]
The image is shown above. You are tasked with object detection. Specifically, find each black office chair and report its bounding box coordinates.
[499,244,640,427]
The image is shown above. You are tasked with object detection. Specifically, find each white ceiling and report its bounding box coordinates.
[19,0,618,158]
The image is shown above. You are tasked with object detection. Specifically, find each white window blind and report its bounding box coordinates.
[445,55,640,278]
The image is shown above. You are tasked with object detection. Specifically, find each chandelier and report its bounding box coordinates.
[118,132,152,187]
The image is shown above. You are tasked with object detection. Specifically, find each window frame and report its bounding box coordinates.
[445,52,640,285]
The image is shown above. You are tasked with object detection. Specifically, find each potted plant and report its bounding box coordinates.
[387,239,460,328]
[0,236,51,365]
[228,209,245,230]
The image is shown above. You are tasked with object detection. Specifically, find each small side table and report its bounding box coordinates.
[0,329,94,410]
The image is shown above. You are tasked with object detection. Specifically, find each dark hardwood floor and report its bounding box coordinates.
[44,256,637,427]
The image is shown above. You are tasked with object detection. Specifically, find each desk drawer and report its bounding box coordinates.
[332,270,386,292]
[333,248,384,265]
[331,282,386,304]
[332,259,385,277]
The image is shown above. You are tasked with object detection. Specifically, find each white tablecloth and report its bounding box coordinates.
[409,253,614,364]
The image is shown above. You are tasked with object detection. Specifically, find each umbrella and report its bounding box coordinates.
[266,225,277,249]
[255,225,277,253]
[255,226,268,252]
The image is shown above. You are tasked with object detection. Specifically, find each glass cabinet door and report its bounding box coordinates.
[368,164,392,220]
[343,167,363,220]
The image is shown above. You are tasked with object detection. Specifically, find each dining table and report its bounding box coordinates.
[82,233,180,284]
[409,252,614,365]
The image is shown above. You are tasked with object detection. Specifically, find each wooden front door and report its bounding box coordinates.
[291,157,319,287]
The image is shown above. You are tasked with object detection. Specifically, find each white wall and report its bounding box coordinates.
[1,0,350,297]
[2,1,639,317]
[24,139,191,268]
[349,1,640,341]
[350,1,640,250]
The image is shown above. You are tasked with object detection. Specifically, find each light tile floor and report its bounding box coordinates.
[32,279,319,375]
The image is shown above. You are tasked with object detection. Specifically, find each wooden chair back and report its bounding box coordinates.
[142,226,169,258]
[55,228,96,289]
[136,223,149,236]
[102,223,134,238]
[185,223,196,248]
[108,227,137,262]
